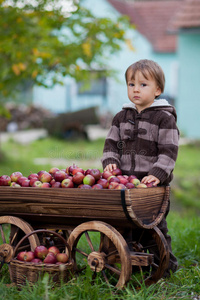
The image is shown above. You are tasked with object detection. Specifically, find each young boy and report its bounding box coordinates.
[101,59,179,275]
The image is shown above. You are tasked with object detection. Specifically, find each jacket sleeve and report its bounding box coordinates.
[101,115,122,170]
[148,113,179,184]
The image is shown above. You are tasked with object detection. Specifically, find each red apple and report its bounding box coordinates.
[136,183,147,188]
[114,183,127,190]
[10,182,21,188]
[112,168,122,176]
[92,184,103,189]
[96,178,109,189]
[68,164,79,175]
[17,176,28,186]
[28,173,39,180]
[21,179,30,187]
[61,178,74,188]
[78,184,92,189]
[108,176,120,184]
[56,253,69,263]
[54,170,68,182]
[87,169,101,181]
[130,178,140,187]
[107,175,115,182]
[38,171,52,183]
[85,169,92,176]
[125,182,135,189]
[34,245,48,259]
[41,182,51,188]
[32,180,43,188]
[48,246,60,256]
[29,178,39,187]
[117,175,129,185]
[72,172,84,185]
[49,167,60,175]
[72,167,85,176]
[83,174,95,186]
[17,251,27,261]
[23,251,35,262]
[10,172,23,182]
[51,181,61,188]
[43,252,57,264]
[128,175,137,182]
[102,171,113,180]
[31,258,42,263]
[108,181,119,189]
[37,170,46,177]
[0,175,11,186]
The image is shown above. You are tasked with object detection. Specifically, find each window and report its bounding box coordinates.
[77,73,107,97]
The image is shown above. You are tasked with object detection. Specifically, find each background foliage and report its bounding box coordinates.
[0,0,130,98]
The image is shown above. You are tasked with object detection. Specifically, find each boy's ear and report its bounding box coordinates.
[155,87,162,97]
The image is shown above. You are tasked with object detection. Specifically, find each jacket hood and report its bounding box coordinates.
[122,99,177,121]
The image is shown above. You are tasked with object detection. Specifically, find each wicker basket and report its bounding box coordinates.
[9,229,74,287]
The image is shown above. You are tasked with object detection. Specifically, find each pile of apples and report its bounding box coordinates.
[16,245,69,264]
[0,165,156,189]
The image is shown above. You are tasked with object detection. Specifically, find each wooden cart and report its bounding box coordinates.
[0,186,170,288]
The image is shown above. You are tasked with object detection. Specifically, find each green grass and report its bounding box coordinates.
[0,137,105,176]
[172,143,200,211]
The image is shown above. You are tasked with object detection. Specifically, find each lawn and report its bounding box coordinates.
[0,137,199,299]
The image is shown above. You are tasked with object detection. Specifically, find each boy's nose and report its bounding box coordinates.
[133,85,139,92]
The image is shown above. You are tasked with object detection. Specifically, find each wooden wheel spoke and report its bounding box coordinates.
[74,247,88,258]
[151,262,159,269]
[105,263,121,276]
[0,225,6,243]
[106,249,118,258]
[9,226,20,246]
[84,231,95,252]
[98,233,105,252]
[142,243,157,250]
[101,270,109,284]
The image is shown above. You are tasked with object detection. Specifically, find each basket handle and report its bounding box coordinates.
[12,229,71,260]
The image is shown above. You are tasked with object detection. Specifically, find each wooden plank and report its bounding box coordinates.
[116,252,153,266]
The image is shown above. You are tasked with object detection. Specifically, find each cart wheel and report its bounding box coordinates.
[0,216,40,271]
[68,221,132,288]
[131,226,170,285]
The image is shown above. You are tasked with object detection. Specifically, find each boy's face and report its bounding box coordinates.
[127,70,161,112]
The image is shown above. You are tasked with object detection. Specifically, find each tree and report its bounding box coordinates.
[0,0,131,99]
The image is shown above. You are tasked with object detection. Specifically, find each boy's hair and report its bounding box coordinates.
[125,59,165,95]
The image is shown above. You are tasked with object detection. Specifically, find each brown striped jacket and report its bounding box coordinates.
[101,99,179,185]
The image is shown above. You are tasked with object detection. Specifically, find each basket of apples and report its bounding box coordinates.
[9,229,74,287]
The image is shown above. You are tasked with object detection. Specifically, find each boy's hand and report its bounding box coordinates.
[141,175,160,186]
[104,164,117,172]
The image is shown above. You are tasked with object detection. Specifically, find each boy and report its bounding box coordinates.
[101,59,179,275]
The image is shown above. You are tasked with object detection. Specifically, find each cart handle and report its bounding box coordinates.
[121,186,170,229]
[12,229,71,260]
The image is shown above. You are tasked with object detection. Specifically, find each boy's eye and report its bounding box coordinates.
[141,83,147,87]
[128,83,134,87]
